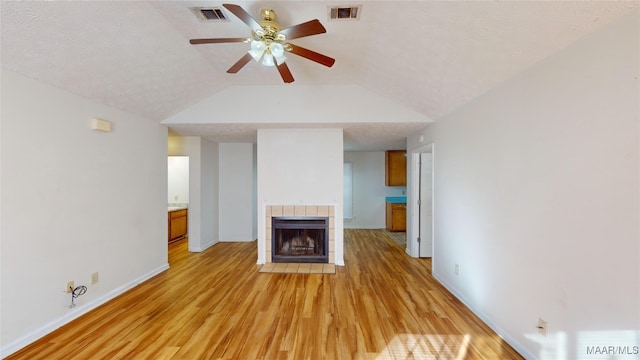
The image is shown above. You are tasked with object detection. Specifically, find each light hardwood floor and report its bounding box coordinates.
[7,229,523,359]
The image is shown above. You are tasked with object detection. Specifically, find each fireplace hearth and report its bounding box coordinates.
[272,217,328,263]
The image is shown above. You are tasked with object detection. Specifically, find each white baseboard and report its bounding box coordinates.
[432,270,535,360]
[189,239,217,252]
[0,263,170,358]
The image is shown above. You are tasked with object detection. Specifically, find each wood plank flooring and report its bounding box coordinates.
[7,229,524,359]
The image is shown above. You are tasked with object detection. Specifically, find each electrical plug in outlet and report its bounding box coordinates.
[66,281,74,293]
[538,318,547,337]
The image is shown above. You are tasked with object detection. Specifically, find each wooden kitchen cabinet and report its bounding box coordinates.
[385,150,407,186]
[386,202,406,232]
[168,209,188,243]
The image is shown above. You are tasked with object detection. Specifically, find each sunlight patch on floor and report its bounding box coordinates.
[376,334,471,359]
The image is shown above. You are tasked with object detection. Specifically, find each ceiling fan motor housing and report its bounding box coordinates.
[255,9,282,43]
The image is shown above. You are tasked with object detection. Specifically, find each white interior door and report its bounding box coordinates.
[419,152,432,258]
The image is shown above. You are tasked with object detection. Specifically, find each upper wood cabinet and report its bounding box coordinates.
[385,150,407,186]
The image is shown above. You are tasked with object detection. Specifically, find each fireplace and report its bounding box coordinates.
[265,205,335,264]
[272,217,329,263]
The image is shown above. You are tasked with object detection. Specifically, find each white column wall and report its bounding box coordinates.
[219,143,256,241]
[257,129,344,265]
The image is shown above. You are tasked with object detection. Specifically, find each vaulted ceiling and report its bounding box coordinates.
[2,1,637,150]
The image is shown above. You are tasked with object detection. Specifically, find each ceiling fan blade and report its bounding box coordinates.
[227,53,253,73]
[222,4,263,32]
[287,44,335,68]
[189,38,247,45]
[278,19,326,40]
[276,62,295,83]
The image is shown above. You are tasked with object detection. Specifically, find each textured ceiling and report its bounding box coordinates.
[1,1,637,150]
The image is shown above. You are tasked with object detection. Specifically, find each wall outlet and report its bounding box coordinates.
[455,264,460,275]
[66,281,74,293]
[174,195,179,201]
[538,318,547,337]
[91,272,99,285]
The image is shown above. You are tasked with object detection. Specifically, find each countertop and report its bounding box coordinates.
[168,205,188,212]
[385,196,407,204]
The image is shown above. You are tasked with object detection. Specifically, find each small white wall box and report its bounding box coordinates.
[91,118,112,132]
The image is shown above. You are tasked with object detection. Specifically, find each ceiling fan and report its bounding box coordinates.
[189,4,335,83]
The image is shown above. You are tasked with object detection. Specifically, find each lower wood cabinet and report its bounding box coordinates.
[385,202,406,232]
[168,209,188,243]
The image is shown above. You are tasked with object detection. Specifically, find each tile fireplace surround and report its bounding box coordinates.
[265,205,335,265]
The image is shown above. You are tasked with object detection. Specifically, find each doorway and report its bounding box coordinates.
[411,144,433,258]
[168,156,189,251]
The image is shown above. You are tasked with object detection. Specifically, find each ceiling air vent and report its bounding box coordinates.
[190,7,228,22]
[329,5,361,20]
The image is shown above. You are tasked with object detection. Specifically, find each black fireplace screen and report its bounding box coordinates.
[272,217,328,263]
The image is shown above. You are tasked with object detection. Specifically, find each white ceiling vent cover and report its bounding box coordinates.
[190,7,229,22]
[329,6,361,20]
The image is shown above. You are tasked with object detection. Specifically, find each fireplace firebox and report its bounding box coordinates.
[271,217,329,263]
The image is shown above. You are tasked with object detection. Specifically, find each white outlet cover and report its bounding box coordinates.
[538,318,547,336]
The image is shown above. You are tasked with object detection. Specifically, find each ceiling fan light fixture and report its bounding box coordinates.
[274,54,287,65]
[248,40,266,61]
[262,53,275,66]
[269,43,285,57]
[251,40,266,52]
[269,43,287,65]
[248,49,264,61]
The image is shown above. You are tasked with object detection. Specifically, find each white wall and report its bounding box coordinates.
[344,151,405,229]
[1,69,168,356]
[252,144,257,240]
[167,156,189,204]
[200,138,219,250]
[162,85,430,126]
[257,128,344,265]
[407,10,639,359]
[219,143,256,241]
